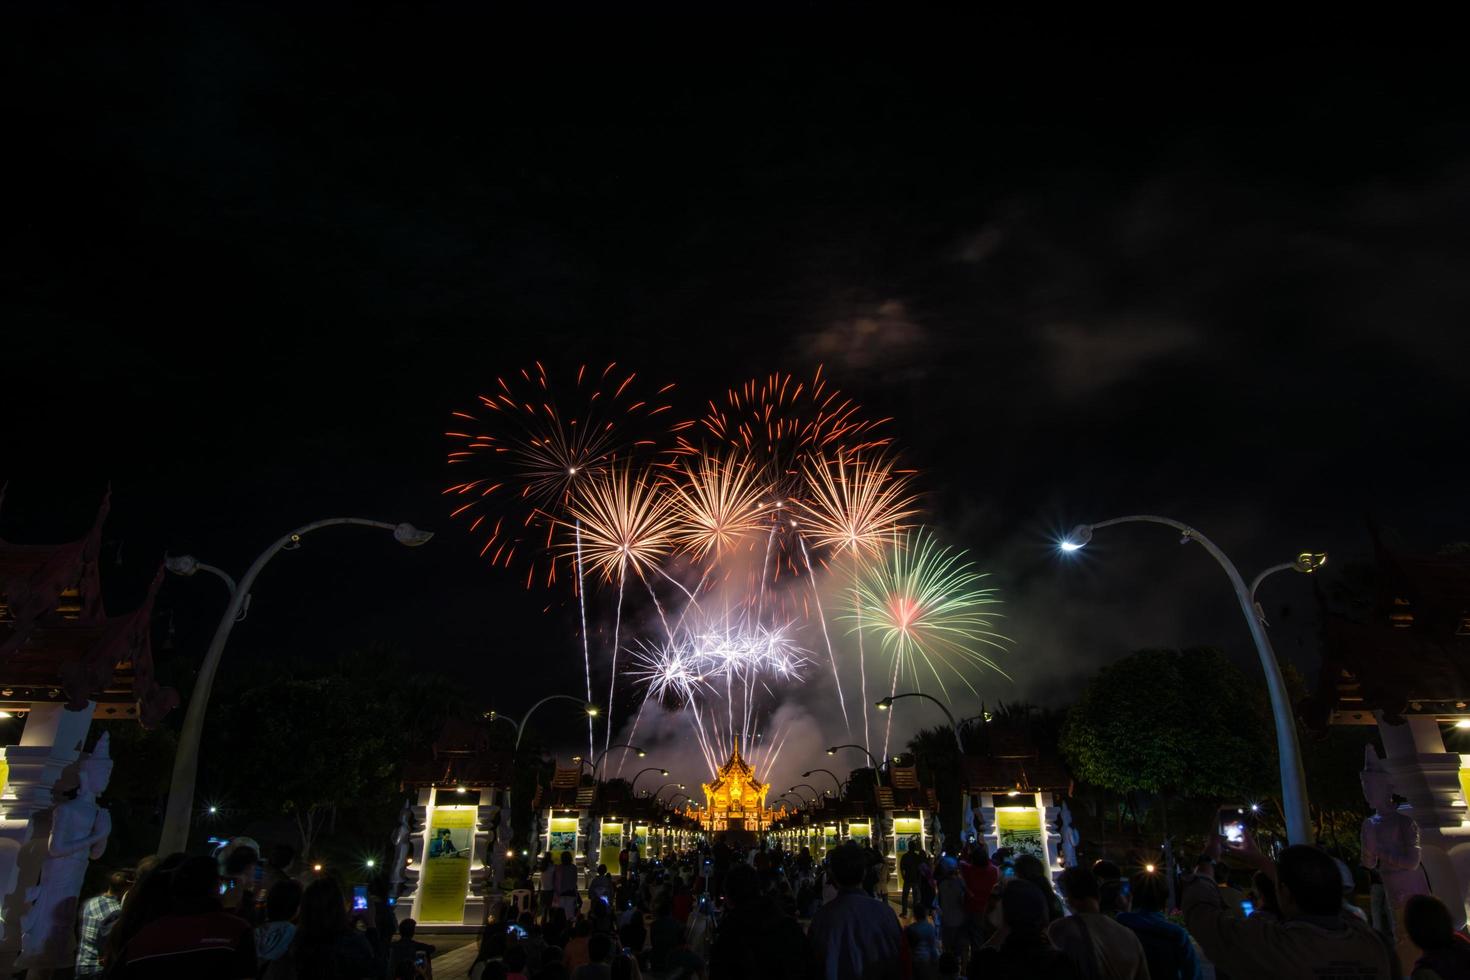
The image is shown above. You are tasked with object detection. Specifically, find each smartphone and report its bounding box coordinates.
[351,884,369,912]
[506,923,528,939]
[414,951,428,968]
[1241,900,1255,917]
[1222,820,1245,845]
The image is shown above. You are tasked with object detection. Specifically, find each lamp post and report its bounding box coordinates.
[591,743,646,780]
[652,782,685,801]
[826,743,883,770]
[876,694,966,755]
[160,517,433,854]
[1058,515,1325,845]
[667,792,691,809]
[778,794,805,811]
[788,785,818,804]
[487,697,600,752]
[803,769,844,797]
[631,767,670,794]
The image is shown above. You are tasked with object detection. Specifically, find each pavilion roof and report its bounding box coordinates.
[873,764,938,811]
[1300,539,1470,732]
[0,492,177,727]
[400,718,514,788]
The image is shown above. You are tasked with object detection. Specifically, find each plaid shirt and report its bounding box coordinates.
[75,892,121,974]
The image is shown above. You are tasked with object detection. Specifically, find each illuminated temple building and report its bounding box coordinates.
[700,739,775,833]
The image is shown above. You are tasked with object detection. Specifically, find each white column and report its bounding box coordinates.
[0,703,96,967]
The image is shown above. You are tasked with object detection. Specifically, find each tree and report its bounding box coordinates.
[906,727,963,845]
[209,647,468,861]
[1059,648,1272,832]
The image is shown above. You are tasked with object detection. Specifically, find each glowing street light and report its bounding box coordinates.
[1058,515,1324,845]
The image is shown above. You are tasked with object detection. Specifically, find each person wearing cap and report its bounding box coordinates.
[971,879,1079,978]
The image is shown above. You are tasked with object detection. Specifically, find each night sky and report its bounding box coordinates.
[6,10,1469,773]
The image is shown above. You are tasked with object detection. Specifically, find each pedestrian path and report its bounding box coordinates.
[434,942,481,974]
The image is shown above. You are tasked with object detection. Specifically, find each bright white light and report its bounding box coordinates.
[1145,863,1156,873]
[1456,720,1470,730]
[1059,540,1083,552]
[365,859,375,868]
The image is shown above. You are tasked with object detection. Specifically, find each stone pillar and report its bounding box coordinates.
[0,702,96,975]
[1042,795,1064,874]
[469,798,502,927]
[1377,714,1470,932]
[397,788,430,925]
[976,794,999,857]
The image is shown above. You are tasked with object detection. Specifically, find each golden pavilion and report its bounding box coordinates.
[700,739,774,832]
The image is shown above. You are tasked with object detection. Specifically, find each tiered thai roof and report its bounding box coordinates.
[1300,538,1470,731]
[874,764,938,810]
[400,717,515,788]
[535,764,595,810]
[961,726,1071,793]
[701,739,773,830]
[0,490,177,727]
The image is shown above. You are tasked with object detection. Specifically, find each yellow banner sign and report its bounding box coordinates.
[419,805,476,923]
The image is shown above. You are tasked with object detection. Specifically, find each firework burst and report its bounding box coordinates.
[847,528,1009,698]
[796,453,920,559]
[444,361,687,584]
[694,367,892,500]
[667,452,767,561]
[562,464,678,584]
[629,640,709,706]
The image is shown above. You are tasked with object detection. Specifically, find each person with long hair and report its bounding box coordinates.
[289,877,378,978]
[102,852,185,970]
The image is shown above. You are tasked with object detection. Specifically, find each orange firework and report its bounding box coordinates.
[693,367,892,497]
[667,452,768,561]
[796,453,920,558]
[444,361,688,585]
[562,464,679,583]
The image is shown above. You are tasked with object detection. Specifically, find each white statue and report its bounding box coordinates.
[19,734,113,968]
[1059,801,1080,869]
[1361,744,1429,968]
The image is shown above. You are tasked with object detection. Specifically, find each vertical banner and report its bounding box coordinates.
[549,817,578,859]
[893,816,922,854]
[419,804,476,923]
[599,822,624,875]
[996,808,1045,861]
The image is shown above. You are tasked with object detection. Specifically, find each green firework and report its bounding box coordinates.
[846,528,1009,698]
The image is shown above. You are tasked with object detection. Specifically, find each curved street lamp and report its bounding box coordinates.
[160,517,432,853]
[876,693,965,754]
[1058,515,1324,845]
[631,767,670,794]
[826,743,882,770]
[803,769,844,796]
[487,696,600,752]
[591,743,646,780]
[789,783,824,803]
[652,782,686,800]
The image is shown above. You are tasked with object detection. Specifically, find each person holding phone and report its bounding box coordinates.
[1179,828,1394,979]
[388,918,436,979]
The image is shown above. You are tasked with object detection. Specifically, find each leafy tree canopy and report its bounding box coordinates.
[1059,648,1271,801]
